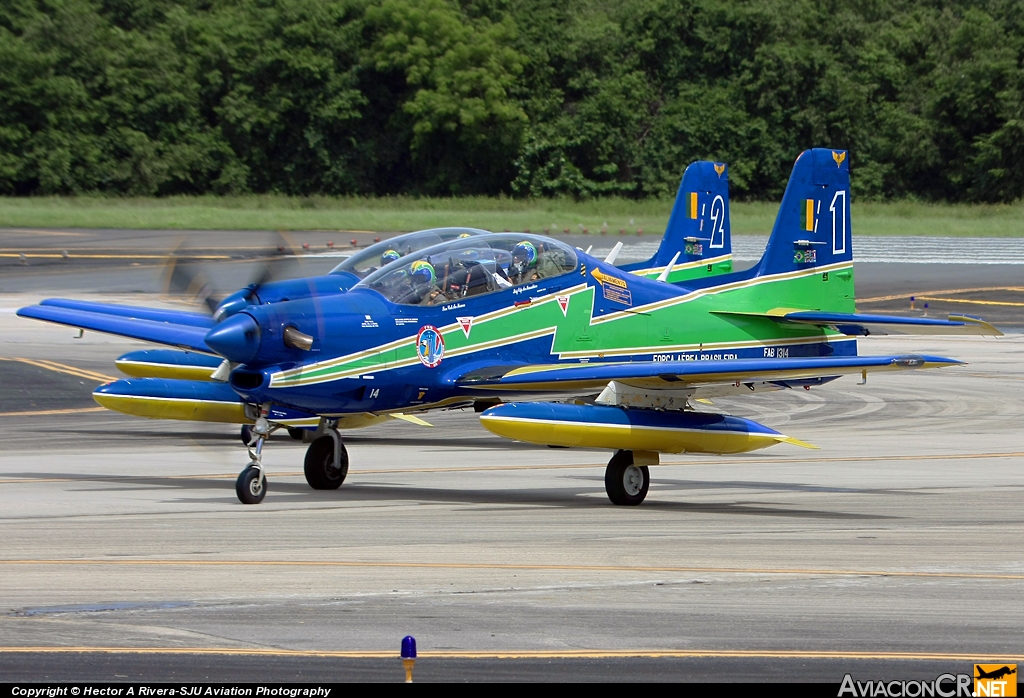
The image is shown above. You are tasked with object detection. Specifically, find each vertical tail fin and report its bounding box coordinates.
[622,161,732,282]
[756,148,852,276]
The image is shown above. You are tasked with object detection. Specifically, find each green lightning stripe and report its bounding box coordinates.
[593,261,852,324]
[268,262,855,389]
[269,283,592,387]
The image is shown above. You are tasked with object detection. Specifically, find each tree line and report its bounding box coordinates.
[2,0,1023,202]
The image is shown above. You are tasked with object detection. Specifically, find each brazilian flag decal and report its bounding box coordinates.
[802,199,815,232]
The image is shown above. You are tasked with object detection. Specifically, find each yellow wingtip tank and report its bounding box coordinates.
[479,403,808,456]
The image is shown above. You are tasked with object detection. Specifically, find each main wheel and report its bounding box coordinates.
[604,450,649,506]
[236,466,267,504]
[240,424,253,445]
[304,435,349,490]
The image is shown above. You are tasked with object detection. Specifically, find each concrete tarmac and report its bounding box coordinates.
[0,229,1022,682]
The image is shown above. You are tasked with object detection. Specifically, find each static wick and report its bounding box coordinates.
[401,635,417,683]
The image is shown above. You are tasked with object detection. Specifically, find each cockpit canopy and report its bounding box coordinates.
[329,228,490,278]
[354,233,579,306]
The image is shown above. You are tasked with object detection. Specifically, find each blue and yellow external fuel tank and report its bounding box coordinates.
[479,402,813,454]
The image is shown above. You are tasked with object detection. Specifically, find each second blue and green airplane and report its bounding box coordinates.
[18,149,1000,506]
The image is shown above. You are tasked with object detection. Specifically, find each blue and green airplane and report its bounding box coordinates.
[17,149,1000,506]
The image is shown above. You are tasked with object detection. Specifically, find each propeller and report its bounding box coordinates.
[161,233,304,319]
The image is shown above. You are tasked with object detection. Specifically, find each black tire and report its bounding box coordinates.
[304,435,349,490]
[287,428,305,441]
[240,424,253,445]
[604,450,649,506]
[236,466,267,504]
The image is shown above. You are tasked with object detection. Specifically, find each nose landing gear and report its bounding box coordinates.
[236,411,272,504]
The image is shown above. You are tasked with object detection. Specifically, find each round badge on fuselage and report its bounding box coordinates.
[416,325,445,368]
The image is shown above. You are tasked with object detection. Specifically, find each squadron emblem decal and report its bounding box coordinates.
[416,325,445,368]
[833,150,846,167]
[457,316,473,338]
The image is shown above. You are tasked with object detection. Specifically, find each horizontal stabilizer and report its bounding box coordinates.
[18,305,214,354]
[40,299,215,328]
[712,310,1002,336]
[461,354,963,392]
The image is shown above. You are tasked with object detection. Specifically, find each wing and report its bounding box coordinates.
[38,299,215,329]
[712,310,1002,336]
[18,304,214,354]
[458,354,962,393]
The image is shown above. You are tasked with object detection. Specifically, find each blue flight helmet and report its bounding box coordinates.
[510,241,537,277]
[381,249,401,266]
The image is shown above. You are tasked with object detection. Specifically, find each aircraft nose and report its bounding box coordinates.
[204,313,261,364]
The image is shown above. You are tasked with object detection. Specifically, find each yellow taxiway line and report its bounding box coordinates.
[915,296,1024,307]
[0,451,1021,484]
[0,253,231,260]
[0,406,105,418]
[857,286,1024,303]
[0,647,1019,661]
[1,559,1021,581]
[0,357,116,383]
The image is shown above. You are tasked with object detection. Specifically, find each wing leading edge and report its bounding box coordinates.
[459,354,963,392]
[17,305,213,354]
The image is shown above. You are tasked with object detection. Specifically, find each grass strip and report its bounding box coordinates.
[1,196,1022,236]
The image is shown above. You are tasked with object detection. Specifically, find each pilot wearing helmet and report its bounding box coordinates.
[508,241,538,285]
[380,249,401,266]
[409,259,449,305]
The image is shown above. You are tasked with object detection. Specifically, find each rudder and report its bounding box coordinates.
[622,161,733,282]
[756,148,852,277]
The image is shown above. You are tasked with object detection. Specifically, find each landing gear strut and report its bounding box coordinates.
[236,409,271,504]
[604,449,649,506]
[304,420,348,490]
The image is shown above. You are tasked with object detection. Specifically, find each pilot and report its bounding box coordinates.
[508,241,538,284]
[409,260,449,305]
[381,249,401,266]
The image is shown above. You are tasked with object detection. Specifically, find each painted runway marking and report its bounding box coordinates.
[915,296,1024,307]
[0,357,116,382]
[0,253,231,260]
[1,559,1021,580]
[858,286,1024,303]
[1,451,1022,484]
[0,646,1020,661]
[0,407,106,418]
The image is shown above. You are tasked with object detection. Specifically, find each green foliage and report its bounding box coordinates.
[2,0,1024,201]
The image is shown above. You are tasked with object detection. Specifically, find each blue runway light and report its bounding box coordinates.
[401,635,417,683]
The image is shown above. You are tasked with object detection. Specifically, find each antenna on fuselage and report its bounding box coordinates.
[656,252,681,282]
[603,241,623,264]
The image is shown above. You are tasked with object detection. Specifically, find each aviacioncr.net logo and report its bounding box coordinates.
[839,673,973,697]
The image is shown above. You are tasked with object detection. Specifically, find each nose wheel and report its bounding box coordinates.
[605,449,649,506]
[236,411,272,504]
[236,465,267,504]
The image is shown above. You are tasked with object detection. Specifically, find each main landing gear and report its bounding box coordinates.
[604,449,650,506]
[235,411,349,504]
[303,423,348,490]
